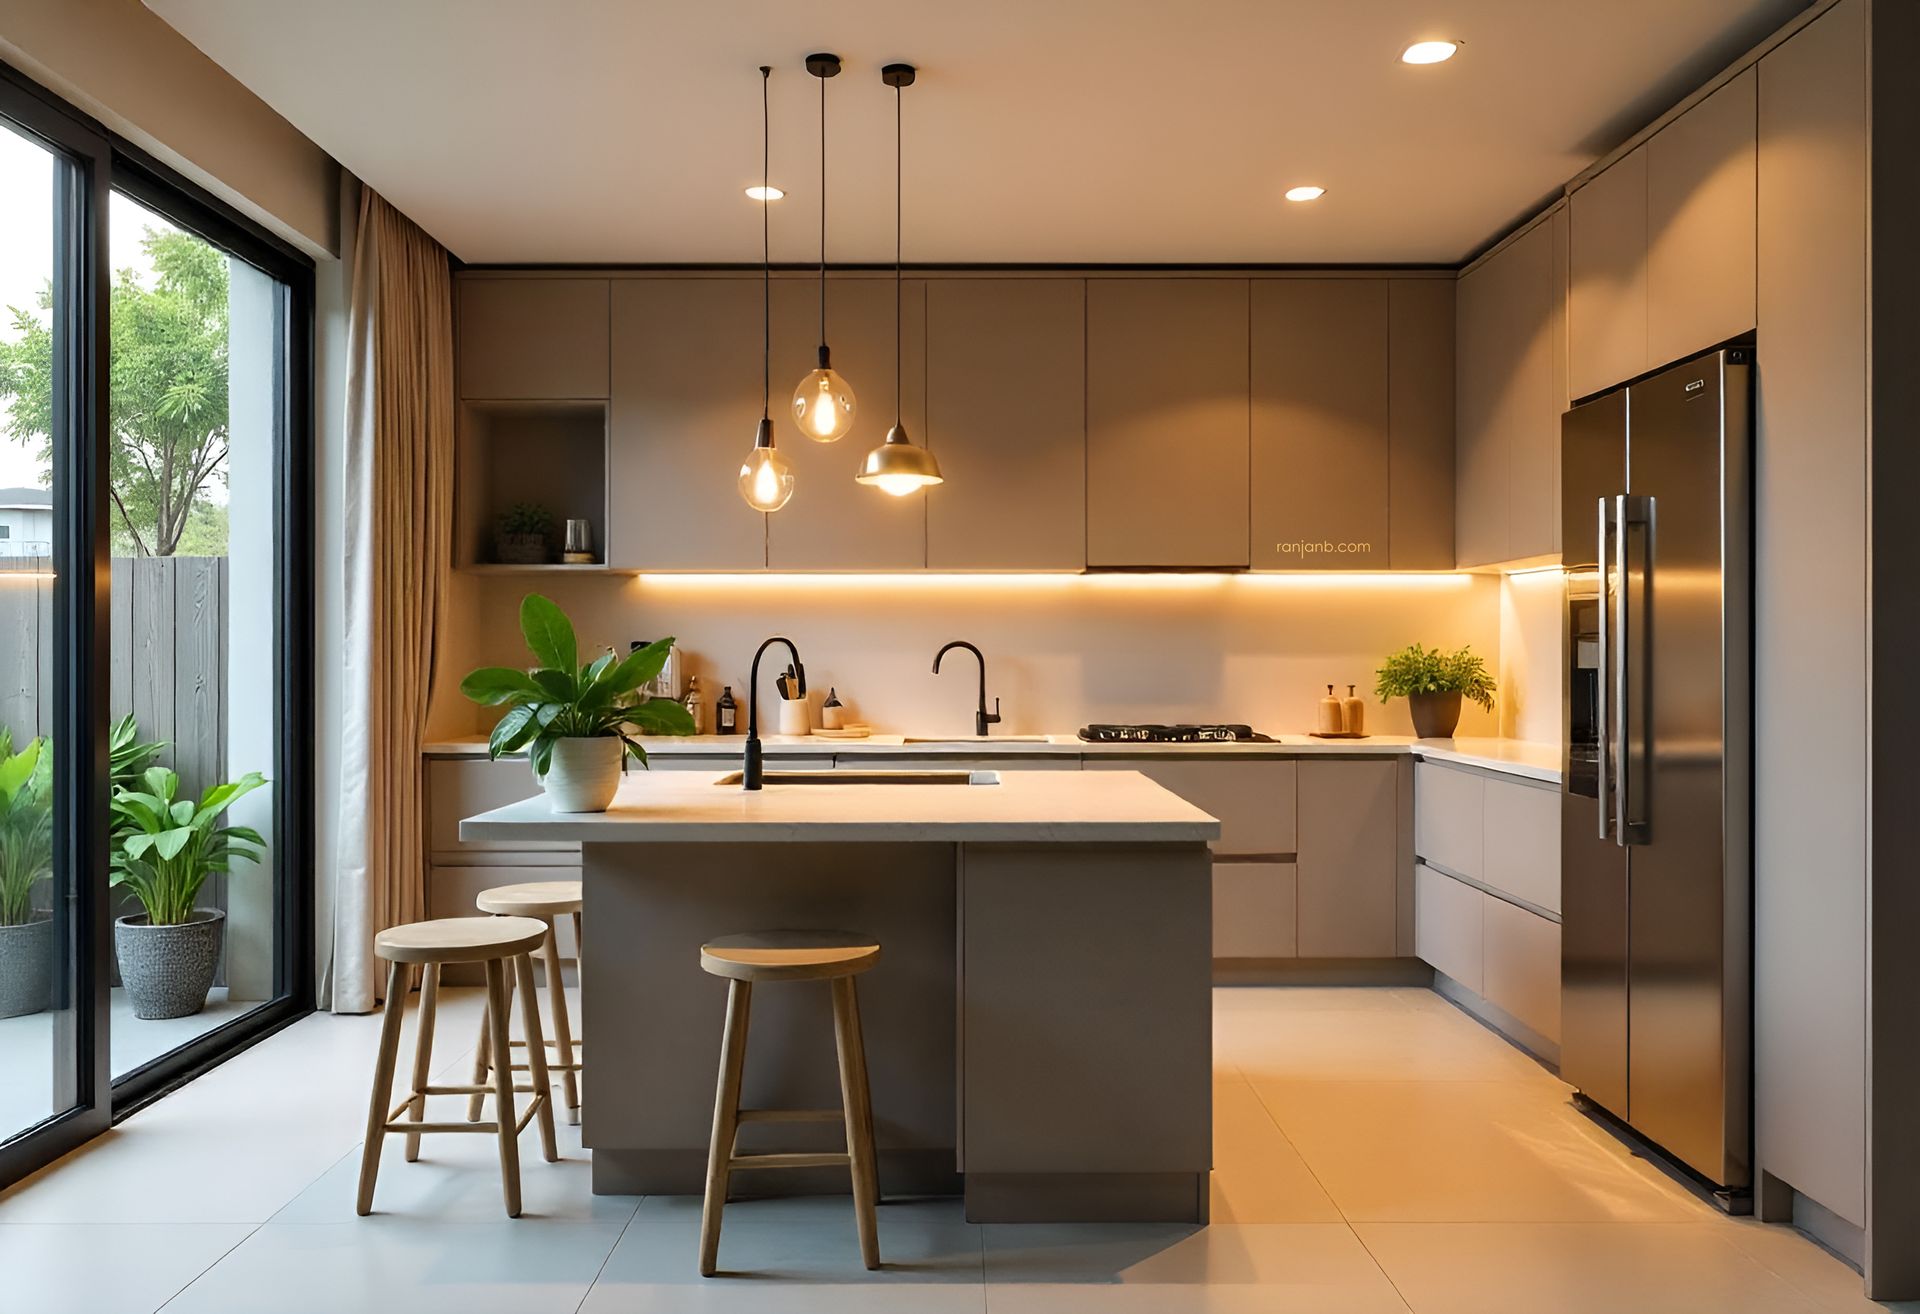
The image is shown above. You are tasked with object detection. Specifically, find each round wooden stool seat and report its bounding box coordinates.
[699,930,881,983]
[475,880,583,919]
[375,915,547,965]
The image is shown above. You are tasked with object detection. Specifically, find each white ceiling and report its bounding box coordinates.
[145,0,1808,266]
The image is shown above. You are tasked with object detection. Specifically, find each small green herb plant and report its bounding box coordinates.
[110,768,268,926]
[0,731,53,928]
[460,594,696,774]
[1374,643,1496,712]
[497,502,555,539]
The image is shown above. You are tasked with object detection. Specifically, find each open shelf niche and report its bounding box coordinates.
[455,399,621,572]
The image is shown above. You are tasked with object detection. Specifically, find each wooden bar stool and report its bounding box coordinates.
[697,930,882,1277]
[467,881,585,1126]
[357,916,558,1218]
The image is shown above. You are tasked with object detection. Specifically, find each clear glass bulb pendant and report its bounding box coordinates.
[792,364,857,442]
[738,422,795,512]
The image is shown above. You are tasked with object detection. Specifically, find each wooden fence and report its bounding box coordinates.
[0,556,229,793]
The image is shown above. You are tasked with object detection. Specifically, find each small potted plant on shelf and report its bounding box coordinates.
[0,731,55,1019]
[110,767,268,1020]
[493,501,555,565]
[461,594,695,812]
[1374,643,1496,739]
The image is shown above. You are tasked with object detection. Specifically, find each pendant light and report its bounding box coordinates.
[857,63,943,498]
[738,66,795,513]
[791,53,857,443]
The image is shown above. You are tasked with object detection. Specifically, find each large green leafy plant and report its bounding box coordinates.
[460,594,696,774]
[0,731,54,928]
[1374,643,1497,712]
[110,769,268,926]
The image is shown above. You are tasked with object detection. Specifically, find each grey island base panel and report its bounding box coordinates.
[581,839,1213,1224]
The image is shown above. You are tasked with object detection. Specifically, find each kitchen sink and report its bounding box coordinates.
[713,770,1001,786]
[899,736,1051,744]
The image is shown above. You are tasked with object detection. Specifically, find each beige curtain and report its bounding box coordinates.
[332,190,454,1012]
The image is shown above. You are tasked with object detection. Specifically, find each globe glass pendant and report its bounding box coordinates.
[738,419,795,512]
[791,357,857,442]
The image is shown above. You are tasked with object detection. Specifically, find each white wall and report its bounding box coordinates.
[431,572,1504,742]
[1498,569,1565,745]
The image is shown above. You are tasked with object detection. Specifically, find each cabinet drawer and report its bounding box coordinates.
[1415,863,1483,992]
[1414,761,1483,876]
[1211,862,1296,959]
[1481,778,1561,913]
[838,755,1080,772]
[429,759,578,855]
[1482,898,1561,1043]
[1086,759,1295,855]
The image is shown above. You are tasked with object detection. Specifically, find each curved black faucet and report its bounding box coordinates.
[743,636,806,791]
[933,640,1001,738]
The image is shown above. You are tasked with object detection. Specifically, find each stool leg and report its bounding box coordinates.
[467,981,492,1123]
[355,959,409,1216]
[404,963,441,1162]
[844,977,880,1205]
[831,976,881,1270]
[484,958,523,1218]
[572,909,585,1108]
[699,978,752,1278]
[514,951,560,1163]
[538,917,580,1126]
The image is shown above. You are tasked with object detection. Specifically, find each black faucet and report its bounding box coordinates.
[933,640,1001,737]
[743,636,806,791]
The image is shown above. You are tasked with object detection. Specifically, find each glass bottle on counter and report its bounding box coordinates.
[716,685,737,735]
[681,674,706,735]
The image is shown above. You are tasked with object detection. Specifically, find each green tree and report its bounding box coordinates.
[0,225,230,556]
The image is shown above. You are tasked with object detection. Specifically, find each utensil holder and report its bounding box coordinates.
[777,699,811,736]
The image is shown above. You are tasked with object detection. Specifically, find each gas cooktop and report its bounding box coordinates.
[1077,724,1273,744]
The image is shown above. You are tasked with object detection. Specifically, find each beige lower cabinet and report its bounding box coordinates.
[1481,776,1561,913]
[1212,862,1298,959]
[1414,863,1483,991]
[1295,759,1399,957]
[428,758,578,857]
[1085,757,1296,856]
[1482,897,1561,1042]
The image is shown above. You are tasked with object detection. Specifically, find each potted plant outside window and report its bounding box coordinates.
[461,594,695,812]
[110,768,267,1020]
[1374,643,1497,739]
[0,732,55,1019]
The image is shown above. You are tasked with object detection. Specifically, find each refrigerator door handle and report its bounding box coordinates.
[1596,495,1614,841]
[1615,493,1655,846]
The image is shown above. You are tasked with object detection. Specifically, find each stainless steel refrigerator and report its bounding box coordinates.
[1560,347,1752,1203]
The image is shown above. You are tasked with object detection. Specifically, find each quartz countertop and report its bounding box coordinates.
[457,766,1223,844]
[427,732,1561,783]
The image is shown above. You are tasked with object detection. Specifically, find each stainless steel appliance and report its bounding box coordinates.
[1561,347,1752,1204]
[1078,724,1272,743]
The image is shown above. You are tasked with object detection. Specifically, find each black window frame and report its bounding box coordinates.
[0,60,317,1186]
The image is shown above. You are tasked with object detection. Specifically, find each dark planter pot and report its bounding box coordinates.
[114,909,223,1020]
[1409,691,1464,739]
[494,532,550,565]
[0,915,53,1019]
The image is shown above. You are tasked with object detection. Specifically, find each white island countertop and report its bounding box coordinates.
[429,733,1561,784]
[458,766,1224,844]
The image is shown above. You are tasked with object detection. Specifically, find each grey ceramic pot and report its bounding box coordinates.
[1409,691,1464,739]
[114,909,223,1020]
[0,915,53,1019]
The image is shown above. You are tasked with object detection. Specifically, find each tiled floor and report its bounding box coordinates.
[0,984,1904,1313]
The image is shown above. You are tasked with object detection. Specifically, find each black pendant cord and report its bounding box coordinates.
[760,65,771,420]
[818,68,827,354]
[893,77,902,430]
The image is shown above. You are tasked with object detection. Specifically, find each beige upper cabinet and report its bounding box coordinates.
[458,277,610,400]
[1250,280,1389,569]
[766,278,928,570]
[1569,146,1649,400]
[1455,213,1564,567]
[1647,68,1758,367]
[608,279,766,570]
[1086,280,1250,568]
[1388,279,1457,569]
[926,280,1086,570]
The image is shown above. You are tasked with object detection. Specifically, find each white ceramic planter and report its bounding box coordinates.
[544,736,624,812]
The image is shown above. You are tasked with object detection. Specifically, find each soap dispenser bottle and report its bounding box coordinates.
[820,688,846,730]
[1316,685,1345,736]
[1341,683,1366,736]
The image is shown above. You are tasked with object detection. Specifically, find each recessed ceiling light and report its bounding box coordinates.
[1284,185,1327,203]
[745,185,785,201]
[1401,40,1459,64]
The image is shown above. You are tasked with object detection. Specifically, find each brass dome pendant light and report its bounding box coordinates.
[738,65,796,513]
[857,62,943,497]
[791,53,857,442]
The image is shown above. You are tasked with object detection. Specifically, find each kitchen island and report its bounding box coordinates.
[460,768,1221,1222]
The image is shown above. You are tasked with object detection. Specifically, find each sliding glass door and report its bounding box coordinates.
[0,63,312,1185]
